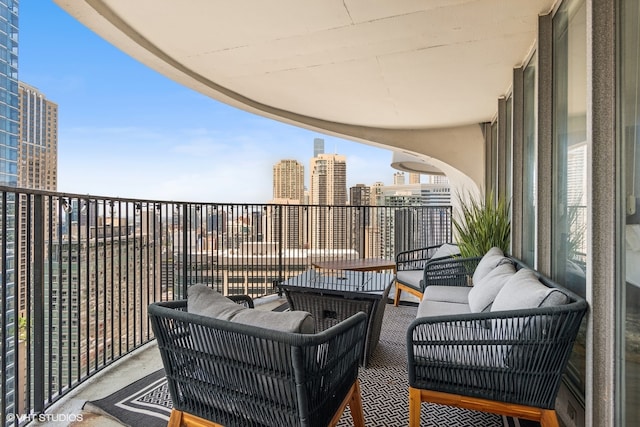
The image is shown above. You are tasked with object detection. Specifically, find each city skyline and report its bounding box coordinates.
[18,2,401,204]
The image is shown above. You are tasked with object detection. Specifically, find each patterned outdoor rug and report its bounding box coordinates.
[84,304,539,427]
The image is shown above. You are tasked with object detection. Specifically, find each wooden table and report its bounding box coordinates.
[312,257,396,272]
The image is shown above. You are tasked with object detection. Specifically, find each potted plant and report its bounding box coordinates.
[452,190,511,258]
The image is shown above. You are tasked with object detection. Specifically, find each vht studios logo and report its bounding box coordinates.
[6,413,84,423]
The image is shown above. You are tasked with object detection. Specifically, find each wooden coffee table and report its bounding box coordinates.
[312,257,396,273]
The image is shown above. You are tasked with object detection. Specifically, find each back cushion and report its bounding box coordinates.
[188,284,315,334]
[467,261,516,312]
[491,268,569,312]
[471,247,507,284]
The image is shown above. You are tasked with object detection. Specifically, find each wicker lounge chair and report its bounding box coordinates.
[406,256,588,427]
[149,296,367,427]
[394,243,460,305]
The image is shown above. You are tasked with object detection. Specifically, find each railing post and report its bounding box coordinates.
[182,203,188,299]
[33,194,45,414]
[277,205,283,289]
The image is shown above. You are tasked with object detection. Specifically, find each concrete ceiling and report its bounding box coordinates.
[55,0,554,131]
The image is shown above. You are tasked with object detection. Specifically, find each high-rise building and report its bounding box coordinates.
[378,182,452,257]
[425,173,449,185]
[17,83,58,320]
[313,137,324,158]
[0,5,18,187]
[349,184,371,206]
[0,3,19,417]
[310,153,347,206]
[393,171,405,185]
[273,159,305,203]
[310,153,347,248]
[409,173,421,184]
[18,83,58,190]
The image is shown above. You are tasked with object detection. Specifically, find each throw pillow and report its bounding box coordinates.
[467,261,516,312]
[471,247,507,284]
[187,284,315,333]
[491,268,568,312]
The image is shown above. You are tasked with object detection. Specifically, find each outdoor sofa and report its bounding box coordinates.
[407,247,588,427]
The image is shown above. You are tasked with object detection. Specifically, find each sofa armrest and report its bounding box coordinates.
[422,256,482,287]
[396,244,443,271]
[227,294,255,308]
[407,300,587,409]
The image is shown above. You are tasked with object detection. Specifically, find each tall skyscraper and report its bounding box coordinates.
[272,159,305,203]
[0,3,19,417]
[17,83,58,319]
[18,83,58,190]
[0,4,18,187]
[310,153,347,205]
[310,153,347,248]
[313,137,325,158]
[409,172,421,184]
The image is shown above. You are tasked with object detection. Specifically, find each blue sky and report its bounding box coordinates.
[17,2,399,203]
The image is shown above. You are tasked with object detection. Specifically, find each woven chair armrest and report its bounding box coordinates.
[149,300,367,346]
[422,256,482,287]
[149,301,368,427]
[396,244,443,270]
[227,294,254,308]
[406,301,588,408]
[408,302,586,342]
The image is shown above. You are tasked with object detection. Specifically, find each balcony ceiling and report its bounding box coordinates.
[56,0,554,131]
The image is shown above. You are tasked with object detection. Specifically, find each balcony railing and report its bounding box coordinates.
[0,185,452,423]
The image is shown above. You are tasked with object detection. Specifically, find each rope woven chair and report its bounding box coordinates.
[149,299,367,427]
[394,243,461,305]
[406,264,588,427]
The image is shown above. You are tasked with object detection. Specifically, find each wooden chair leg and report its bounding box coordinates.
[329,379,365,427]
[414,388,561,427]
[394,282,402,306]
[349,380,365,427]
[539,409,560,427]
[168,408,223,427]
[409,387,422,427]
[168,409,184,427]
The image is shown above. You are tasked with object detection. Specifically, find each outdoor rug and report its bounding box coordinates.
[84,304,540,427]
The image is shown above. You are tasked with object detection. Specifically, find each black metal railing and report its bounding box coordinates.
[0,186,451,422]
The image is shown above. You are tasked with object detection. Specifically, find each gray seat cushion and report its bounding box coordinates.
[417,300,471,317]
[188,284,315,334]
[396,269,424,288]
[423,285,471,304]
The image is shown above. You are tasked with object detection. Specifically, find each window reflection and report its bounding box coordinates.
[551,0,587,400]
[522,53,537,267]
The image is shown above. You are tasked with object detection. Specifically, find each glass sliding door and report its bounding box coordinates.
[506,95,513,210]
[522,54,537,267]
[551,0,587,401]
[619,0,640,423]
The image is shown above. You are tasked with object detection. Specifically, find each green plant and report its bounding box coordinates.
[452,190,511,258]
